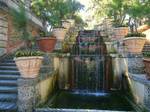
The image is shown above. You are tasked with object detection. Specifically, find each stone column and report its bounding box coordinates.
[58,57,70,90]
[18,77,40,112]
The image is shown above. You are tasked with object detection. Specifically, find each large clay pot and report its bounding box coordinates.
[123,37,146,53]
[113,27,128,40]
[14,56,43,78]
[138,25,150,33]
[37,37,57,52]
[143,58,150,80]
[52,27,67,41]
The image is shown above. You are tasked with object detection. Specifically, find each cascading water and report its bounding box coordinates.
[71,30,107,93]
[40,30,134,111]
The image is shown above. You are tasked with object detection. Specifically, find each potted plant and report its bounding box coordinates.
[11,5,44,78]
[113,24,129,40]
[14,50,43,78]
[61,20,71,31]
[52,26,67,41]
[123,32,146,53]
[143,52,150,80]
[37,31,57,52]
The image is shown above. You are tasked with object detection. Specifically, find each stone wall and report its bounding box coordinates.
[109,53,150,111]
[38,72,57,104]
[128,74,150,111]
[0,9,41,55]
[0,11,7,56]
[53,56,71,90]
[18,71,57,112]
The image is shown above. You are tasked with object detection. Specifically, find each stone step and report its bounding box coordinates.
[0,80,17,86]
[36,109,132,112]
[2,60,15,63]
[0,70,20,75]
[0,86,17,93]
[0,74,19,80]
[0,93,17,102]
[0,66,18,70]
[0,63,16,66]
[0,102,17,111]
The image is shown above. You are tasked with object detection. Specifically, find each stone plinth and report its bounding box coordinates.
[18,77,39,112]
[129,74,150,111]
[126,54,145,74]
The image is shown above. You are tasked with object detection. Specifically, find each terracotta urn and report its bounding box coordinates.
[113,27,128,40]
[52,27,67,41]
[14,56,43,78]
[123,37,146,53]
[37,36,57,52]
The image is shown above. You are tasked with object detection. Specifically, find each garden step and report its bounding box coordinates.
[0,63,16,66]
[0,74,19,80]
[0,66,18,70]
[1,60,15,63]
[0,86,17,93]
[0,102,17,111]
[0,70,20,75]
[0,80,17,86]
[0,93,17,102]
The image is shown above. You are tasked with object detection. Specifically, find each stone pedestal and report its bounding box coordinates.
[18,77,39,112]
[126,54,145,74]
[58,57,70,90]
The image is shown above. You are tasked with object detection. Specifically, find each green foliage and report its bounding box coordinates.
[10,5,32,42]
[127,0,150,19]
[143,52,150,57]
[109,47,117,54]
[91,0,128,26]
[92,0,150,28]
[15,50,44,57]
[125,33,146,37]
[113,23,128,28]
[31,0,84,28]
[39,31,54,37]
[73,15,87,28]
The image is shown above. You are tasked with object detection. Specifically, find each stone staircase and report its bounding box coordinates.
[0,56,20,112]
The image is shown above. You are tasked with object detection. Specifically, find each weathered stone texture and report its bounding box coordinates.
[18,77,39,112]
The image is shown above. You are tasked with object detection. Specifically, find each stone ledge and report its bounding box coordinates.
[35,108,132,112]
[129,73,150,87]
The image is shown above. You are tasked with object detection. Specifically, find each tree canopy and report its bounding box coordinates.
[31,0,84,28]
[91,0,150,26]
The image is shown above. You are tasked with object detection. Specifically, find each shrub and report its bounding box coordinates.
[15,50,44,57]
[143,52,150,57]
[125,33,146,38]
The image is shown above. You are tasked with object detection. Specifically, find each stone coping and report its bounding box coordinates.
[43,52,71,58]
[129,73,150,87]
[35,108,133,112]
